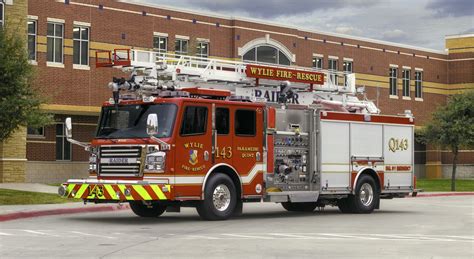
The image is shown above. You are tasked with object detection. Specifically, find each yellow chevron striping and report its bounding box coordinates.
[150,185,167,200]
[133,185,152,200]
[66,184,76,195]
[75,184,89,198]
[104,185,117,199]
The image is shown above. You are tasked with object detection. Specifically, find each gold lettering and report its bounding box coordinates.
[250,67,258,74]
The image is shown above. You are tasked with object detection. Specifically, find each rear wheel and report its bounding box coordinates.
[282,202,317,212]
[338,174,379,214]
[196,173,238,220]
[337,198,353,213]
[129,201,167,217]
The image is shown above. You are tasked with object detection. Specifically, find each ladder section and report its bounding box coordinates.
[127,49,355,93]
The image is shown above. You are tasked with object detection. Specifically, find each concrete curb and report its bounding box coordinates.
[0,204,130,222]
[413,192,474,198]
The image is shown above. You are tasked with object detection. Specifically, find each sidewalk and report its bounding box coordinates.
[0,183,58,194]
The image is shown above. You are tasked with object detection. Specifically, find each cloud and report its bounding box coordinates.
[426,0,474,17]
[135,0,379,18]
[382,29,409,42]
[334,26,362,36]
[130,0,474,50]
[459,27,474,34]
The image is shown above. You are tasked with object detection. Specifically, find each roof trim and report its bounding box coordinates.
[120,0,447,55]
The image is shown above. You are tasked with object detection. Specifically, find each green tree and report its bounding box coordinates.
[418,91,474,191]
[0,27,52,141]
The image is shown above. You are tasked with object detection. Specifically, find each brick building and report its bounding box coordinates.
[0,0,473,183]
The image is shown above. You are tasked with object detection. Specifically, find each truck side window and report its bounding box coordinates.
[235,109,256,136]
[216,108,229,134]
[180,106,208,135]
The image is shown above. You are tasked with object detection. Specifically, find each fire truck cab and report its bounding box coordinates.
[59,49,416,220]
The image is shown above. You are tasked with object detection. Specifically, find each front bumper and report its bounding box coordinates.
[59,179,171,201]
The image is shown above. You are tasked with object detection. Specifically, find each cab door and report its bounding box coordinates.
[214,106,234,166]
[232,105,264,196]
[174,102,212,198]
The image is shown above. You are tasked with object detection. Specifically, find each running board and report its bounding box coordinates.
[265,191,319,203]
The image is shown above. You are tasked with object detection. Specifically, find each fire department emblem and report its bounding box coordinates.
[189,150,198,165]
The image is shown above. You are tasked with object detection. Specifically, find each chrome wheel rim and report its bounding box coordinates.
[212,184,231,211]
[359,183,374,206]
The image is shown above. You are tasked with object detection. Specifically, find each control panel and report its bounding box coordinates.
[272,133,310,191]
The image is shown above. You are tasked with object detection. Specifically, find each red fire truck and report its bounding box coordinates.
[59,49,416,220]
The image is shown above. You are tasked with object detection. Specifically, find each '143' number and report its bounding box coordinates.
[215,146,232,159]
[388,138,409,152]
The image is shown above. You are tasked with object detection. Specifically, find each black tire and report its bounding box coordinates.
[281,202,317,212]
[196,173,238,220]
[129,201,167,217]
[337,198,354,213]
[339,174,379,214]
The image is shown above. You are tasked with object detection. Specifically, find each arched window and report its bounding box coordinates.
[243,45,291,66]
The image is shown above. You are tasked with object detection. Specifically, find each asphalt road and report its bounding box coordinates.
[1,196,473,258]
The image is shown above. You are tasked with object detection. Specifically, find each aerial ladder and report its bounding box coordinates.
[95,49,380,114]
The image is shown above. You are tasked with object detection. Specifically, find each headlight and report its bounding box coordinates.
[145,150,166,172]
[89,155,97,163]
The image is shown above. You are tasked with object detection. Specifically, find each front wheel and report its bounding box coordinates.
[129,201,167,217]
[196,173,237,221]
[282,202,317,212]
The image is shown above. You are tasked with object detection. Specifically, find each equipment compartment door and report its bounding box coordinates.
[320,121,350,190]
[383,125,414,190]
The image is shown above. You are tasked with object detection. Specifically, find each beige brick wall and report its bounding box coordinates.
[0,0,29,183]
[25,161,88,183]
[4,0,28,31]
[0,127,27,182]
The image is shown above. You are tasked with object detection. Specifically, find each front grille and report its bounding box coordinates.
[99,146,143,177]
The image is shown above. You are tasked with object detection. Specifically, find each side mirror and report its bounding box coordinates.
[65,117,73,139]
[146,113,158,136]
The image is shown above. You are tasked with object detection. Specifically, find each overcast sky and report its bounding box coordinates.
[133,0,473,51]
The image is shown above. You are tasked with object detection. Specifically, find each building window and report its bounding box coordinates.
[343,61,353,73]
[328,58,338,85]
[27,20,37,61]
[0,2,4,28]
[312,57,323,69]
[415,71,423,98]
[180,106,208,136]
[402,69,411,97]
[56,123,71,161]
[153,36,167,53]
[47,22,64,63]
[235,110,256,136]
[175,38,188,57]
[243,45,291,66]
[196,42,209,58]
[27,127,44,138]
[343,60,353,86]
[389,67,398,96]
[73,26,89,65]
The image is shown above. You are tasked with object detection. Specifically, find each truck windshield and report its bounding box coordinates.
[96,103,177,139]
